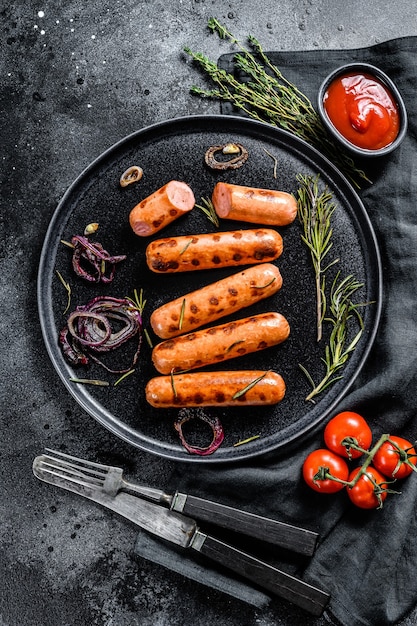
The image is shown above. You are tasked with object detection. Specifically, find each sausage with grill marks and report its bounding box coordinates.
[145,228,283,273]
[212,182,298,226]
[145,370,286,408]
[129,180,195,237]
[152,311,290,374]
[150,263,283,339]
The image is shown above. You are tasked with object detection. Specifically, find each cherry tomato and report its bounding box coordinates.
[373,435,417,479]
[324,411,372,459]
[303,449,349,493]
[346,466,389,509]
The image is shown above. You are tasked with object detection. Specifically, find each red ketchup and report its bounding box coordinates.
[323,72,400,150]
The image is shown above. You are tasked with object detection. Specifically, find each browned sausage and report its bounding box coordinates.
[129,180,195,237]
[212,182,298,226]
[150,263,283,339]
[145,370,286,408]
[145,228,283,273]
[152,312,290,374]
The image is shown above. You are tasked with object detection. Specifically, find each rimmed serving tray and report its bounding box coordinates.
[37,115,382,463]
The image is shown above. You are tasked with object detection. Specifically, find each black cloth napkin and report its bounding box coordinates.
[135,37,417,625]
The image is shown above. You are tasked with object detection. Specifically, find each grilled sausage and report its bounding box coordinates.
[145,370,286,408]
[129,180,195,237]
[150,263,283,339]
[212,182,298,226]
[145,228,283,273]
[152,311,290,374]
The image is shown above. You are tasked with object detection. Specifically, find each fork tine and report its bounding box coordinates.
[36,457,105,491]
[44,448,112,472]
[43,453,107,481]
[41,454,106,489]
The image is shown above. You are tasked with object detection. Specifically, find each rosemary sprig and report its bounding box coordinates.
[184,18,370,188]
[69,378,109,387]
[300,272,366,402]
[126,287,153,347]
[232,372,267,399]
[114,369,135,386]
[225,339,245,354]
[170,370,177,398]
[297,174,339,341]
[195,196,219,227]
[56,270,72,314]
[179,239,193,255]
[233,435,261,447]
[127,288,147,314]
[252,277,276,289]
[60,239,74,249]
[179,298,186,331]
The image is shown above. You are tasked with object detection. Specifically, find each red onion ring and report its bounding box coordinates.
[71,235,126,283]
[59,296,142,373]
[174,411,224,456]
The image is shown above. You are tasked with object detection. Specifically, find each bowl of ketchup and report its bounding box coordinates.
[318,63,407,158]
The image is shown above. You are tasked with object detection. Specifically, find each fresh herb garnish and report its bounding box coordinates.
[300,272,367,402]
[179,239,193,255]
[232,372,267,399]
[114,369,135,386]
[234,435,261,447]
[60,239,74,249]
[225,339,245,354]
[195,196,220,227]
[252,277,276,289]
[127,288,153,346]
[297,173,339,341]
[127,288,147,314]
[263,148,278,179]
[184,18,370,188]
[170,370,177,397]
[56,270,72,314]
[69,378,110,387]
[179,298,186,331]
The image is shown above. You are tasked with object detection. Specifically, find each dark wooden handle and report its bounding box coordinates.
[193,533,329,616]
[174,493,318,556]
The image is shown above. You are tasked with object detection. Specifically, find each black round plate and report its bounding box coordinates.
[37,115,382,463]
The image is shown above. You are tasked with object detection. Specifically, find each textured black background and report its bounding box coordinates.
[2,3,417,625]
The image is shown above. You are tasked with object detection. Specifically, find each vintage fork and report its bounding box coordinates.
[40,449,319,555]
[43,448,172,504]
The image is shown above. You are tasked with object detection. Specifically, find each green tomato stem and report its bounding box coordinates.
[316,434,395,488]
[344,433,391,487]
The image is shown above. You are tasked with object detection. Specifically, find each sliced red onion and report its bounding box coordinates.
[71,235,126,283]
[59,296,142,373]
[174,411,224,456]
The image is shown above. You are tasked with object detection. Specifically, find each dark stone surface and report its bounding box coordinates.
[1,2,416,625]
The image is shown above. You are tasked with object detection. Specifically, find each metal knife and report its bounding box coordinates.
[33,454,330,616]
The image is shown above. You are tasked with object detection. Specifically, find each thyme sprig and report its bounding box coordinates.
[300,272,366,402]
[297,174,339,341]
[184,18,370,188]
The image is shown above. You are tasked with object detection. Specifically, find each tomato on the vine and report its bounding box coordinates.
[324,411,372,459]
[303,449,349,493]
[346,466,389,509]
[373,435,417,479]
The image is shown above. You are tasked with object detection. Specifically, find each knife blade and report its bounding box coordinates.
[33,454,329,616]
